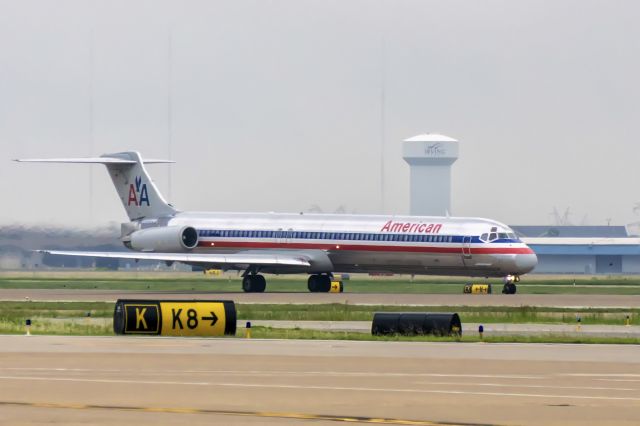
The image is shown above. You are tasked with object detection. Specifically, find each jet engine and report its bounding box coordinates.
[126,226,199,252]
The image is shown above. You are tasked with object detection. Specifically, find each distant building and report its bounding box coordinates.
[513,226,640,274]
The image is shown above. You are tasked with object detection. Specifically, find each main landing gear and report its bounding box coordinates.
[501,275,520,295]
[241,272,334,293]
[307,274,332,293]
[242,274,266,293]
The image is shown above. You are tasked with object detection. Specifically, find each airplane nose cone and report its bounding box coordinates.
[515,252,538,274]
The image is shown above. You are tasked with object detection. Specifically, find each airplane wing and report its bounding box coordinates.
[38,250,311,267]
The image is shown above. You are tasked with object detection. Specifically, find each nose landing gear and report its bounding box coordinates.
[501,275,519,294]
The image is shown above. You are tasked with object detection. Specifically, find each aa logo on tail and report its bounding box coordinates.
[128,176,150,206]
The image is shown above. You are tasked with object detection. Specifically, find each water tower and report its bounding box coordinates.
[402,134,459,216]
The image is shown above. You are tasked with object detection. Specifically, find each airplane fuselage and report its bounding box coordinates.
[151,211,537,277]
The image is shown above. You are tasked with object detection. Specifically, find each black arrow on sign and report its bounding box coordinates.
[202,312,218,326]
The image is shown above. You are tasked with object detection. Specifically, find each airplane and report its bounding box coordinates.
[16,151,537,293]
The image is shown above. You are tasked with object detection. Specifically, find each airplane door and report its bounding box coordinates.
[462,236,472,261]
[276,228,292,246]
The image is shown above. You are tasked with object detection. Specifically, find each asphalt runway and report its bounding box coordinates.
[1,335,639,425]
[2,288,640,307]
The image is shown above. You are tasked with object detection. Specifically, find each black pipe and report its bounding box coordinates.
[371,312,462,336]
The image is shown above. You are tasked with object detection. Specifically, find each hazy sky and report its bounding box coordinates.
[1,0,639,227]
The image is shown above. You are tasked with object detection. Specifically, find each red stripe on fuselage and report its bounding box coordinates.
[197,240,534,255]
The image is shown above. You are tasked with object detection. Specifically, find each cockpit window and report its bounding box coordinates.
[483,228,520,242]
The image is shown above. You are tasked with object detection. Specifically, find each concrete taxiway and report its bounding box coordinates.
[1,335,639,425]
[2,288,640,307]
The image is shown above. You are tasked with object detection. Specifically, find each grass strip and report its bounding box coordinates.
[3,275,640,294]
[0,301,638,326]
[1,322,638,344]
[236,303,640,325]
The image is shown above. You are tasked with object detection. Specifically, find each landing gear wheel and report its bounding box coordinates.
[307,275,319,292]
[308,275,332,292]
[242,274,266,293]
[501,283,517,294]
[319,275,331,292]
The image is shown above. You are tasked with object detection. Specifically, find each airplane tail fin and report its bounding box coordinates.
[15,151,177,221]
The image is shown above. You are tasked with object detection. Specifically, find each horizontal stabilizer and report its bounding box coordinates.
[14,157,174,164]
[15,151,177,221]
[38,250,312,267]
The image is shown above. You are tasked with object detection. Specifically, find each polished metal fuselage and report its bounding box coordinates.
[142,211,538,277]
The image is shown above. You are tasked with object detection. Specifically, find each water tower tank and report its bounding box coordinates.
[402,134,459,216]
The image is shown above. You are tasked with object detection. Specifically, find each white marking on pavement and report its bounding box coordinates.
[0,367,544,380]
[1,375,639,402]
[560,373,640,377]
[414,381,636,392]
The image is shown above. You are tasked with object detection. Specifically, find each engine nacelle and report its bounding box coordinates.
[127,226,199,252]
